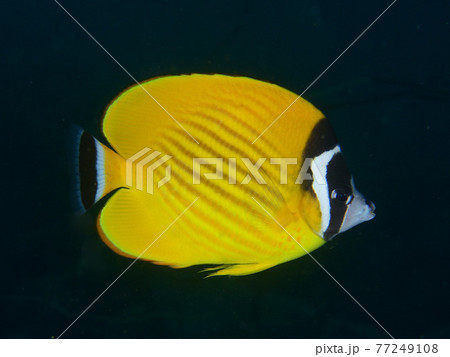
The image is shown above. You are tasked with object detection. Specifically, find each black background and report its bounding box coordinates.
[1,0,449,338]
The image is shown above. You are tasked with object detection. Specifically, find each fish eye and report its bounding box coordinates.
[331,188,353,206]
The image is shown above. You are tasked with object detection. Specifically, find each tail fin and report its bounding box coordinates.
[70,125,124,214]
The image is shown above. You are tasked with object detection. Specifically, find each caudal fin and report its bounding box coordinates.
[70,125,124,214]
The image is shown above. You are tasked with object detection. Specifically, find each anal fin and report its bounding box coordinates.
[205,262,277,277]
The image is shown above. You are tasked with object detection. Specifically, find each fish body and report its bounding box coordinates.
[73,74,375,276]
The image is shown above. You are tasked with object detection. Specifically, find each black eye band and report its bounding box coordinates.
[301,118,339,194]
[323,153,353,240]
[331,188,353,206]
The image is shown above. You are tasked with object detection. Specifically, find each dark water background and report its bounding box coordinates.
[2,0,449,338]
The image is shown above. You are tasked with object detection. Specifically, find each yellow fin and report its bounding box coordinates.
[205,262,278,277]
[101,74,324,160]
[97,187,212,266]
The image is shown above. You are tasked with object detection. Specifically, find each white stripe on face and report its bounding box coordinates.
[311,145,341,236]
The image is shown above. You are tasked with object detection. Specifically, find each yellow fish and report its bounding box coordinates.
[73,74,375,276]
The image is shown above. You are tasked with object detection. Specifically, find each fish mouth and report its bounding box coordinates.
[359,210,375,223]
[365,199,376,212]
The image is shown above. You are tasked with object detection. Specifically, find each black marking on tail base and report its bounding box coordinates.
[69,125,100,215]
[78,131,98,211]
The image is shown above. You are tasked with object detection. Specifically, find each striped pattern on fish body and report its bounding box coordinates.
[72,74,376,276]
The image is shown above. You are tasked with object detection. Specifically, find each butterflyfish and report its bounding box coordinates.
[72,74,375,276]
